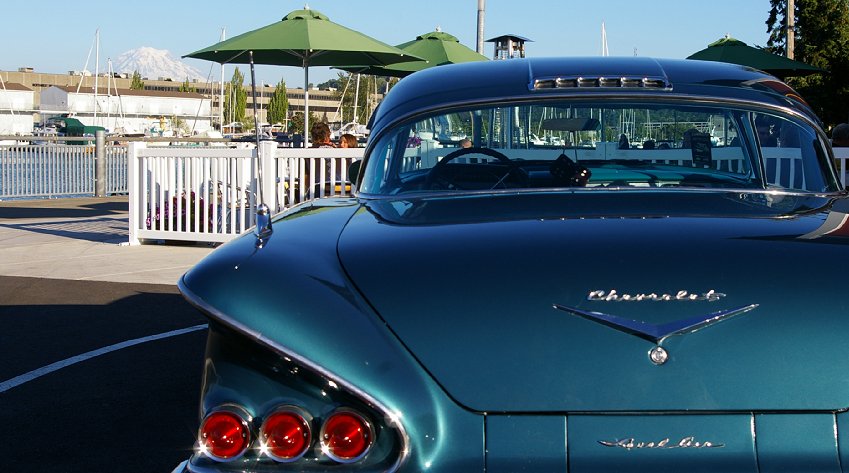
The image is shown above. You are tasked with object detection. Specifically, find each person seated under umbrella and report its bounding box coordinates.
[305,122,338,197]
[310,122,336,148]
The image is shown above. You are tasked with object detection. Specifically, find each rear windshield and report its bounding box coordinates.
[360,100,838,195]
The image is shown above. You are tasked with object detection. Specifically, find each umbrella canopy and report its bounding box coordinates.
[342,30,488,78]
[184,7,422,146]
[687,36,823,79]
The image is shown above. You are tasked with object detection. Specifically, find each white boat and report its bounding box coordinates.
[331,121,369,141]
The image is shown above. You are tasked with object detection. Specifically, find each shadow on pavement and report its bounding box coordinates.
[0,277,206,473]
[0,199,128,220]
[0,216,128,243]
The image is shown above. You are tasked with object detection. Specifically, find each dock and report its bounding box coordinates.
[0,197,214,285]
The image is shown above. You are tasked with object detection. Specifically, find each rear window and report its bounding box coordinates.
[360,100,838,195]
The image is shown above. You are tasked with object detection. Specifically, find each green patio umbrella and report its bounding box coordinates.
[184,7,422,147]
[687,35,823,79]
[342,29,488,78]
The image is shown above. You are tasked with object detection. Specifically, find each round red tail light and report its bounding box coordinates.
[320,410,374,463]
[199,410,251,461]
[261,409,311,462]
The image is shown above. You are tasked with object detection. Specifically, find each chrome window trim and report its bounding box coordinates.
[355,184,842,202]
[366,92,823,154]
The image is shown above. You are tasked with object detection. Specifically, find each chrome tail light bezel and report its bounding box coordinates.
[198,404,253,462]
[319,408,376,464]
[259,406,313,463]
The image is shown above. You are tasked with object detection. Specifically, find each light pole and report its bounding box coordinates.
[476,0,485,55]
[787,0,795,59]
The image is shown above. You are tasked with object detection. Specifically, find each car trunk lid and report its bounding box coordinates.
[338,191,849,412]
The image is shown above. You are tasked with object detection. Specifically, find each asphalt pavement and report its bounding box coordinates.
[0,197,217,472]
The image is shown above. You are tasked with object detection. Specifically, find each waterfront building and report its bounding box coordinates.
[0,83,35,134]
[1,68,349,131]
[40,85,212,135]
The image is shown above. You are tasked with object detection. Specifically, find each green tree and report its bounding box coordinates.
[289,111,319,135]
[766,0,849,126]
[178,77,195,93]
[130,71,144,90]
[267,79,289,126]
[223,68,247,125]
[317,77,343,90]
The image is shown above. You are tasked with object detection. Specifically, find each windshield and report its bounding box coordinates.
[360,100,837,195]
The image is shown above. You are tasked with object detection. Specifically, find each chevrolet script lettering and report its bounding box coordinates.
[598,436,725,450]
[588,289,726,302]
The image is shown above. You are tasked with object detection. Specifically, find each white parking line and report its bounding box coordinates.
[0,324,208,394]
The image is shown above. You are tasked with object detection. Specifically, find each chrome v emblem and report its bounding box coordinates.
[552,303,759,345]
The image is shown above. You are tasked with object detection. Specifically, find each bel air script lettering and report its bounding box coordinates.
[599,436,725,450]
[588,289,726,302]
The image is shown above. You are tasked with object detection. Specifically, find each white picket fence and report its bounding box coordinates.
[834,147,849,186]
[127,141,363,245]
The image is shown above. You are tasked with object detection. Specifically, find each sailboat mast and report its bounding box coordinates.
[106,58,112,129]
[601,22,609,57]
[94,29,100,125]
[219,28,225,131]
[353,73,361,123]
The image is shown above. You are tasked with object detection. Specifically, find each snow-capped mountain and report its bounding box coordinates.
[114,47,205,82]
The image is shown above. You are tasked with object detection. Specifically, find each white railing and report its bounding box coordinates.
[128,141,363,245]
[833,147,849,187]
[106,145,129,195]
[0,143,128,198]
[273,146,362,208]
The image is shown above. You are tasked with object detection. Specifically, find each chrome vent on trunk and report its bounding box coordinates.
[532,76,671,91]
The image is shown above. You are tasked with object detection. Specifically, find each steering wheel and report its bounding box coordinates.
[437,146,512,165]
[426,147,524,190]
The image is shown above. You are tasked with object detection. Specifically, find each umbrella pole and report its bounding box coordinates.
[249,51,261,155]
[249,51,272,242]
[304,61,310,148]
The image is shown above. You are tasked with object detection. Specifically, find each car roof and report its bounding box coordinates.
[369,57,817,134]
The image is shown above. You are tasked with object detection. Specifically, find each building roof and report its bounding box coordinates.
[485,34,533,43]
[1,82,33,92]
[50,85,206,99]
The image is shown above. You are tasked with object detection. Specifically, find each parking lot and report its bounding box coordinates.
[0,276,207,472]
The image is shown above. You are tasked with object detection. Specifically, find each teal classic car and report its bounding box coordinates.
[173,57,849,472]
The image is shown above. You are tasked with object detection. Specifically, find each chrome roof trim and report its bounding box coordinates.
[178,278,410,473]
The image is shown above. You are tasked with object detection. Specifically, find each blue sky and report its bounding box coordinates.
[4,0,774,86]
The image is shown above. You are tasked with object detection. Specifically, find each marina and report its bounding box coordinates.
[1,3,847,473]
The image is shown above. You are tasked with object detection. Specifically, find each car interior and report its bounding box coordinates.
[360,101,831,195]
